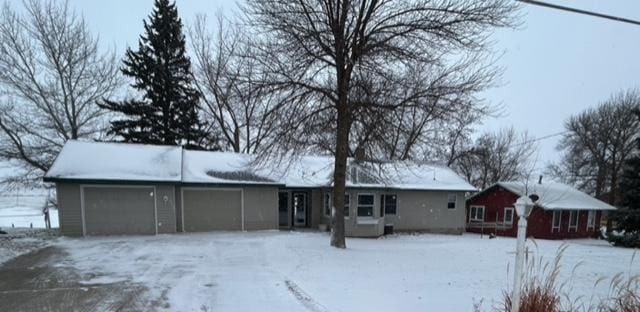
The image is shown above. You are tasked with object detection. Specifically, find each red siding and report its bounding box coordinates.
[466,185,602,240]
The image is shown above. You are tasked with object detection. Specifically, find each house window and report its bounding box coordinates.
[504,207,514,225]
[469,205,484,222]
[381,194,397,215]
[325,193,351,217]
[587,210,595,230]
[447,194,457,209]
[569,210,578,231]
[552,210,561,232]
[357,194,374,217]
[344,194,350,217]
[324,192,331,216]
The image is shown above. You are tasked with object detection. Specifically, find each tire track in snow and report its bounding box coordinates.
[285,279,331,312]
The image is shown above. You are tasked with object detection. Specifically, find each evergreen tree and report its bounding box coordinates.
[616,110,640,232]
[101,0,204,147]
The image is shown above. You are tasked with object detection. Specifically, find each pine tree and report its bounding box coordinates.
[100,0,204,147]
[616,110,640,232]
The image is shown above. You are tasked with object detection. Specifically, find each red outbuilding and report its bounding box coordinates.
[466,181,616,240]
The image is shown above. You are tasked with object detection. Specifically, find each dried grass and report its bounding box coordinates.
[489,246,639,312]
[499,244,565,312]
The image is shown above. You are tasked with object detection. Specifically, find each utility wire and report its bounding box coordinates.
[517,0,640,26]
[509,131,568,148]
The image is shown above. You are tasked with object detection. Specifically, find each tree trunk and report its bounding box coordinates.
[330,54,350,248]
[331,95,349,249]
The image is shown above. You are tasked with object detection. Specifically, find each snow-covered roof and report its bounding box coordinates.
[349,161,477,192]
[45,141,182,182]
[182,150,280,185]
[45,141,476,191]
[487,181,616,211]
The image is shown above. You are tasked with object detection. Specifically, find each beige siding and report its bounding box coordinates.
[243,187,278,230]
[180,186,280,232]
[386,190,466,234]
[56,183,83,236]
[309,189,323,228]
[155,185,176,234]
[56,183,179,236]
[319,188,466,236]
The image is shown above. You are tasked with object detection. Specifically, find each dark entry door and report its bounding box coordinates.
[278,192,289,227]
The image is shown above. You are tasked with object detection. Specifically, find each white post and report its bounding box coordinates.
[512,215,527,312]
[512,196,534,312]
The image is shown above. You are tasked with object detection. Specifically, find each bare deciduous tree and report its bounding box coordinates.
[190,14,282,154]
[452,127,537,189]
[304,60,499,162]
[0,0,121,185]
[246,0,519,248]
[548,90,640,205]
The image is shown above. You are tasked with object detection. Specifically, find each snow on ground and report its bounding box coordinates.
[0,191,58,229]
[0,162,58,229]
[0,229,56,265]
[53,232,639,312]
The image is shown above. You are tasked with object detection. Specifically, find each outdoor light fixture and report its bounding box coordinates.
[511,194,537,312]
[514,195,534,218]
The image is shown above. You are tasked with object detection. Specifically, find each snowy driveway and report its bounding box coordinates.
[1,231,638,311]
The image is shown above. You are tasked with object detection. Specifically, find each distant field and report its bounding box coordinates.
[0,162,58,229]
[0,193,59,229]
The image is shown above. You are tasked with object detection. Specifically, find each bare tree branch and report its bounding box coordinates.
[0,0,122,186]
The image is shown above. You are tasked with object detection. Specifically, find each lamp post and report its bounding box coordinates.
[512,195,535,312]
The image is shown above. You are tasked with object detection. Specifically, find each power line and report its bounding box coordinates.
[510,131,568,148]
[517,0,640,26]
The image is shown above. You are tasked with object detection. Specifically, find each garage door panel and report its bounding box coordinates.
[83,187,156,235]
[183,189,241,232]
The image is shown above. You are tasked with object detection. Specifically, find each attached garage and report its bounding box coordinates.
[181,188,243,232]
[82,186,157,235]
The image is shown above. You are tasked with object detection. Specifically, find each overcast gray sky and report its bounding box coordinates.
[64,0,640,174]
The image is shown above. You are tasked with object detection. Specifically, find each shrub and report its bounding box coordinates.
[607,232,640,248]
[611,209,640,232]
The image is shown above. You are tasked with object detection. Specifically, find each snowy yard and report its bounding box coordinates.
[23,231,635,311]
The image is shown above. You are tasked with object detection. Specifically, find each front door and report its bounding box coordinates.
[278,192,289,227]
[293,192,307,227]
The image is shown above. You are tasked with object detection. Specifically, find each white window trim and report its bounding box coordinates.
[569,210,578,232]
[587,210,596,230]
[325,192,350,218]
[381,193,398,215]
[447,194,457,210]
[356,193,376,218]
[552,210,562,232]
[469,205,484,222]
[504,207,514,225]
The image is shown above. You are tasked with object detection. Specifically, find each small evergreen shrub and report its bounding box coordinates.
[607,232,640,249]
